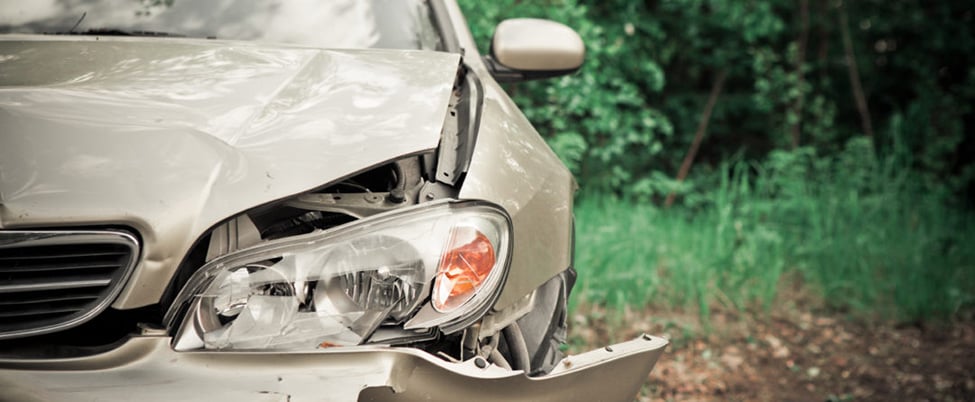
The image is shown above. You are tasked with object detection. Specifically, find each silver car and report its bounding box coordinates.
[0,1,666,400]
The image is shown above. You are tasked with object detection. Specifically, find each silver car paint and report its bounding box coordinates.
[0,36,459,308]
[0,334,668,401]
[460,85,575,310]
[445,0,576,311]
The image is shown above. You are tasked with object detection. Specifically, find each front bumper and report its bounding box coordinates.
[0,334,667,402]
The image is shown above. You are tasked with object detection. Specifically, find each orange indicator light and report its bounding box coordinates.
[432,226,496,312]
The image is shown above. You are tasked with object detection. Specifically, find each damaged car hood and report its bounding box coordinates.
[0,35,460,307]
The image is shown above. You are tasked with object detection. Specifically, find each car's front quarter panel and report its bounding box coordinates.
[459,81,575,311]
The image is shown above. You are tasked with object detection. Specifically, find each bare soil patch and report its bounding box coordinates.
[571,305,975,401]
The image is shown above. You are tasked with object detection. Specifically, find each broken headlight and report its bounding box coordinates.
[166,200,511,351]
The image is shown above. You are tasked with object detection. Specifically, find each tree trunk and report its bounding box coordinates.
[817,0,830,66]
[665,70,728,208]
[790,0,810,149]
[838,1,874,138]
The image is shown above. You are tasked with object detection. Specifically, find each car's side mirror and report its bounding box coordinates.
[484,18,585,83]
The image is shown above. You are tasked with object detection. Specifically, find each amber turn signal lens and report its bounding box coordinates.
[431,226,496,312]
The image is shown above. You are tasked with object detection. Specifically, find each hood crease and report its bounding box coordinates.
[0,35,461,307]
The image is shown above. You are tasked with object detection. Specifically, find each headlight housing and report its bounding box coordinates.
[166,200,511,351]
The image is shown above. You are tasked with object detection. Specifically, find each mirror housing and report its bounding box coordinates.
[484,18,585,82]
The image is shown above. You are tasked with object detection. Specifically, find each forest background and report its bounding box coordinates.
[457,2,975,398]
[458,0,974,323]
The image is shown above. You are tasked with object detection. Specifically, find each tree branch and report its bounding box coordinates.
[665,70,728,208]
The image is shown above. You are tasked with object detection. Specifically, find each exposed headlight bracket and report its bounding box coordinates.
[284,158,426,219]
[433,65,482,187]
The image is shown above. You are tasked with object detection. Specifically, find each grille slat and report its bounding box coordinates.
[0,261,121,274]
[0,250,127,262]
[0,231,139,339]
[0,278,113,294]
[0,310,77,322]
[0,306,85,319]
[0,292,99,306]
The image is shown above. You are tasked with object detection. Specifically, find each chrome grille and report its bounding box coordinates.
[0,231,139,340]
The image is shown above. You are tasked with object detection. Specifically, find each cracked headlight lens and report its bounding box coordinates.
[166,200,510,351]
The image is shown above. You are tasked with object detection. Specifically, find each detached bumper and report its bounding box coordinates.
[0,334,667,402]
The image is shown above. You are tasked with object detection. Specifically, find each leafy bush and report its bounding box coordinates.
[460,0,672,193]
[458,0,975,202]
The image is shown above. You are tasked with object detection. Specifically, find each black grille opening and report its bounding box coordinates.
[0,231,138,339]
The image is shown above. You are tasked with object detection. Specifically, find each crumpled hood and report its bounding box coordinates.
[0,35,460,307]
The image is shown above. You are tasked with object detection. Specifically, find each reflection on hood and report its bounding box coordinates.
[0,35,460,307]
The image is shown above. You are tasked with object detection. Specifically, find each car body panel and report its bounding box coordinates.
[0,35,460,308]
[447,0,576,310]
[459,84,575,310]
[0,334,668,402]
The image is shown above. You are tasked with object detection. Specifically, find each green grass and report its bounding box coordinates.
[571,139,975,323]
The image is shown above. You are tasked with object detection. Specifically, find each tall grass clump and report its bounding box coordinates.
[573,138,975,322]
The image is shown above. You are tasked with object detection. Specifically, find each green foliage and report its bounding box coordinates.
[460,0,672,192]
[458,0,975,202]
[457,1,975,323]
[574,142,975,322]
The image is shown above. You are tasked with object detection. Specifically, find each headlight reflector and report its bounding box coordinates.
[167,200,511,351]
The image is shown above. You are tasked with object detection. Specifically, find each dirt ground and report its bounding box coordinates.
[571,304,975,401]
